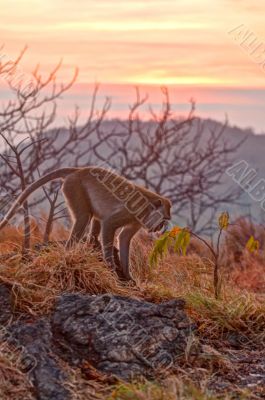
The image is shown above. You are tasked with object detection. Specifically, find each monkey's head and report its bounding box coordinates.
[144,196,172,233]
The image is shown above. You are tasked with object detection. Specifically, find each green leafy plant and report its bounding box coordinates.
[150,212,231,299]
[149,226,191,266]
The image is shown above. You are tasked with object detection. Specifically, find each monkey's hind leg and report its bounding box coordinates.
[87,218,101,250]
[63,179,92,248]
[88,218,123,276]
[101,218,122,275]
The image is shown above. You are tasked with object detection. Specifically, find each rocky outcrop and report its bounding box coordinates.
[0,284,12,324]
[1,285,195,399]
[8,319,70,400]
[52,293,195,380]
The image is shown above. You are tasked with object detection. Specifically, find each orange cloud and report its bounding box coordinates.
[1,0,265,87]
[1,0,265,130]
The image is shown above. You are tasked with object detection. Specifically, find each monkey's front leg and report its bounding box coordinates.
[101,220,137,283]
[118,223,140,281]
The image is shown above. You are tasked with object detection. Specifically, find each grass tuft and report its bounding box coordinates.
[0,244,138,314]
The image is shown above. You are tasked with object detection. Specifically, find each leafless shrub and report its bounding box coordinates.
[0,49,243,247]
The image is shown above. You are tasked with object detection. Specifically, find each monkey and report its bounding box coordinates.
[0,166,172,281]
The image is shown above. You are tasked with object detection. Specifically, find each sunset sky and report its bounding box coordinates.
[1,0,265,131]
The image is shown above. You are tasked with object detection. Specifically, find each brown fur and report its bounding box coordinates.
[0,166,172,280]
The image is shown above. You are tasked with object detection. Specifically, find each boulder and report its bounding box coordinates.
[52,293,195,380]
[8,318,70,400]
[4,288,195,399]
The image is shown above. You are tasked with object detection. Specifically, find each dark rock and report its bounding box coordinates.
[52,293,194,380]
[0,284,13,325]
[3,290,195,397]
[8,319,70,400]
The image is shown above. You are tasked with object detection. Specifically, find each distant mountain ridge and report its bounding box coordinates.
[1,117,264,227]
[44,117,265,221]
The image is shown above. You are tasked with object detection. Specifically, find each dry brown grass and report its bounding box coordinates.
[103,376,252,400]
[0,223,42,253]
[0,224,265,399]
[224,217,265,264]
[0,226,264,344]
[58,364,239,400]
[230,251,265,292]
[130,235,265,345]
[0,218,68,253]
[0,243,138,315]
[0,340,34,400]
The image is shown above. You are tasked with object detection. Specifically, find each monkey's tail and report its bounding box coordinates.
[0,168,79,230]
